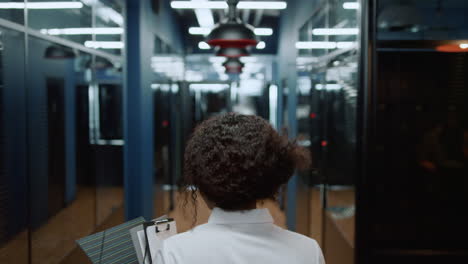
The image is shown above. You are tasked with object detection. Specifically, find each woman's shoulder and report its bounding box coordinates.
[273,225,320,247]
[163,224,213,246]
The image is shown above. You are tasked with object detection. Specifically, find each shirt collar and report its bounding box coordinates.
[208,208,274,225]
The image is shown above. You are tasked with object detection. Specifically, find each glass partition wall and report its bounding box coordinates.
[0,1,125,263]
[357,0,468,262]
[296,1,358,264]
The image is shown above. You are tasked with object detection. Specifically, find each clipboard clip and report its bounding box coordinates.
[144,218,174,233]
[155,218,174,233]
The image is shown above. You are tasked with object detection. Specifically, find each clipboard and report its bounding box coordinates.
[76,216,177,264]
[130,217,177,264]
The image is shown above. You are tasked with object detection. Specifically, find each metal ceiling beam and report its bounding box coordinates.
[253,9,263,27]
[242,9,251,23]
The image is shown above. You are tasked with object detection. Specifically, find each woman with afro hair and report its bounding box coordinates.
[156,113,325,264]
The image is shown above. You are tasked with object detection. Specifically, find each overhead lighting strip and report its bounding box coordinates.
[193,0,215,28]
[198,41,211,49]
[295,41,355,49]
[343,2,359,9]
[312,28,358,35]
[171,1,287,10]
[84,41,124,49]
[0,2,84,9]
[256,41,266,49]
[40,27,123,35]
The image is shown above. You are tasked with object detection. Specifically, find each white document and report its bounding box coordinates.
[131,219,177,264]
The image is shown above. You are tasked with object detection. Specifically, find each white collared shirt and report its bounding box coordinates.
[156,208,325,264]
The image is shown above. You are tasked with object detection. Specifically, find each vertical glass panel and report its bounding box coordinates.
[153,82,175,217]
[27,36,96,264]
[0,0,24,24]
[29,0,92,45]
[296,0,358,260]
[152,50,186,226]
[372,0,468,249]
[322,0,358,261]
[0,26,28,264]
[93,55,124,225]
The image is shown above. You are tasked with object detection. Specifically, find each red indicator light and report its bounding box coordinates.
[310,113,317,119]
[436,44,468,53]
[162,120,169,127]
[321,140,328,147]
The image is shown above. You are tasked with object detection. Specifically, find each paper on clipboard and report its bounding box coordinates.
[130,219,177,264]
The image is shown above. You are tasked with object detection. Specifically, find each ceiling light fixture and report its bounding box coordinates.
[0,2,83,9]
[170,1,287,10]
[312,28,359,35]
[189,27,212,35]
[256,41,266,49]
[40,27,123,35]
[295,41,336,49]
[237,1,286,9]
[336,41,356,49]
[343,2,359,9]
[253,28,273,36]
[193,0,215,28]
[96,6,124,26]
[198,41,211,49]
[315,84,341,90]
[189,27,273,36]
[84,41,124,49]
[295,41,356,49]
[190,83,230,93]
[206,0,258,49]
[223,57,244,73]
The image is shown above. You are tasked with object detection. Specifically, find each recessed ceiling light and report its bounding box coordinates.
[343,2,359,9]
[170,1,287,10]
[256,41,266,49]
[198,41,211,50]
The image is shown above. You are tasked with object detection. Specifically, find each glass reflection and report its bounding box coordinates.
[0,0,24,24]
[29,0,93,45]
[0,26,28,264]
[367,0,468,256]
[92,56,124,226]
[27,36,96,264]
[296,0,358,260]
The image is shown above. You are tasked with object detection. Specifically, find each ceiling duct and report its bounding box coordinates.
[215,47,249,57]
[223,57,244,73]
[206,0,258,48]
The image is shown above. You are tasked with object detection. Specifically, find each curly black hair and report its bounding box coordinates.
[181,113,310,214]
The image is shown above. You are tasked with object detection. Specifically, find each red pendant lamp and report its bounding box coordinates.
[215,47,249,58]
[223,57,244,73]
[206,0,258,49]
